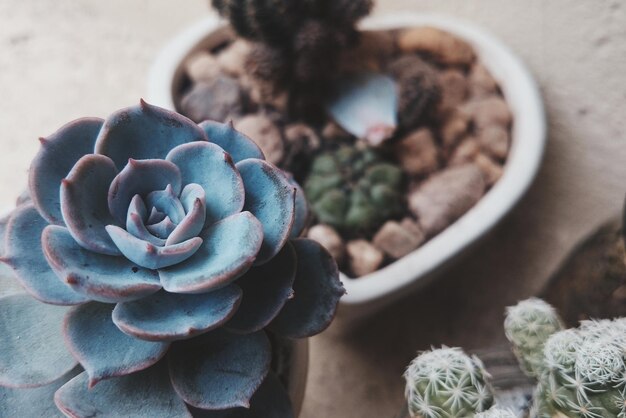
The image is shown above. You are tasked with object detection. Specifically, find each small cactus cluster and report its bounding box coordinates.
[404,347,495,417]
[304,145,404,235]
[404,299,626,418]
[211,0,373,115]
[505,298,626,418]
[503,298,564,378]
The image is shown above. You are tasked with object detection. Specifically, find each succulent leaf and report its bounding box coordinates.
[159,212,263,293]
[112,285,242,341]
[3,204,88,305]
[326,72,398,146]
[166,185,207,245]
[29,117,103,225]
[236,158,296,265]
[168,329,271,410]
[108,158,182,225]
[145,215,177,239]
[94,100,207,171]
[145,185,186,224]
[0,367,81,418]
[54,363,192,418]
[0,294,77,388]
[288,174,310,239]
[270,238,344,338]
[200,120,265,163]
[41,225,161,303]
[126,208,167,246]
[63,302,169,387]
[60,154,121,255]
[166,141,245,225]
[105,225,203,270]
[227,242,297,333]
[189,372,294,418]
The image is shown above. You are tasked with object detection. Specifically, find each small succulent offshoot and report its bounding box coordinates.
[504,297,564,378]
[404,347,495,418]
[304,145,404,235]
[0,101,344,417]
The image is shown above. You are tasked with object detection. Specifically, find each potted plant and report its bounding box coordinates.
[148,1,546,318]
[0,101,344,417]
[397,298,626,418]
[541,200,626,325]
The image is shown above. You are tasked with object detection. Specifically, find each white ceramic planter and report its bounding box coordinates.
[148,13,546,319]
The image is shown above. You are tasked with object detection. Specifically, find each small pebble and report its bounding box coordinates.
[307,224,345,262]
[346,239,385,277]
[235,114,284,165]
[397,27,475,66]
[373,220,425,259]
[449,137,480,165]
[282,123,321,169]
[184,51,221,83]
[462,97,512,130]
[438,69,468,112]
[216,40,251,77]
[180,76,244,123]
[394,128,439,177]
[475,153,503,186]
[477,125,509,160]
[440,111,470,149]
[469,63,498,98]
[409,164,486,236]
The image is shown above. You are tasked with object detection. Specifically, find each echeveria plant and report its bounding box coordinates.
[0,100,344,417]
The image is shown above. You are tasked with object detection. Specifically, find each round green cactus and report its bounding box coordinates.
[404,347,495,418]
[536,318,626,418]
[304,145,404,234]
[504,297,564,378]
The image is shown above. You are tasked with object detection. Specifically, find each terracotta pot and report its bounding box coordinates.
[148,13,546,320]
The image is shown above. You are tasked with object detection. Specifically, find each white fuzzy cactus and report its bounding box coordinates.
[504,298,564,378]
[475,407,517,418]
[536,318,626,418]
[404,347,495,418]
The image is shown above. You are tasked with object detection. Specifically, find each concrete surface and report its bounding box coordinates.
[1,1,625,417]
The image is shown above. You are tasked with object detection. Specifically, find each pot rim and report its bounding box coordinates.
[147,12,546,315]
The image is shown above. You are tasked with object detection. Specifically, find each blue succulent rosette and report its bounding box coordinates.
[0,100,343,417]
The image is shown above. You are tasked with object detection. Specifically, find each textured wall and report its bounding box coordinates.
[1,1,625,417]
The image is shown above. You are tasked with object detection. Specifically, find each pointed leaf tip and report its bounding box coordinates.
[63,302,169,386]
[169,329,271,410]
[270,238,343,338]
